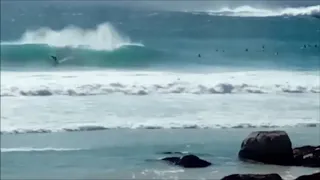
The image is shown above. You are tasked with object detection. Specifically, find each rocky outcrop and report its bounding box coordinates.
[238,130,320,167]
[220,172,320,180]
[221,173,283,180]
[238,131,294,165]
[295,172,320,180]
[161,154,211,168]
[293,145,320,167]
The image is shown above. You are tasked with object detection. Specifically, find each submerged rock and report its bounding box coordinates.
[293,145,320,167]
[221,173,283,180]
[238,131,294,165]
[295,172,320,180]
[161,154,211,168]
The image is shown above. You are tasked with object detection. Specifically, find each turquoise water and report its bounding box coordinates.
[1,2,320,70]
[1,1,320,179]
[1,128,320,179]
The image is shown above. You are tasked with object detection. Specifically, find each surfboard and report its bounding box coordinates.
[58,56,73,63]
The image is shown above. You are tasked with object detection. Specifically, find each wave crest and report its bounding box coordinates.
[198,5,320,17]
[1,123,319,135]
[1,147,83,153]
[1,82,319,97]
[1,22,143,51]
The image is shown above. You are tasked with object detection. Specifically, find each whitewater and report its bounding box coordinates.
[200,5,320,17]
[1,1,320,180]
[1,70,319,97]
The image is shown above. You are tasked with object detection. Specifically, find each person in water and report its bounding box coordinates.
[51,55,59,65]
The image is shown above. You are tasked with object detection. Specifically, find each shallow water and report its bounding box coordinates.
[1,128,320,179]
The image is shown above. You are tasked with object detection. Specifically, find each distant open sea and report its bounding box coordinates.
[1,1,320,179]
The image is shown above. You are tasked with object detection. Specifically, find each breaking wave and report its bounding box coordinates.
[1,82,319,97]
[2,70,319,96]
[0,23,166,68]
[195,5,320,17]
[1,22,142,50]
[1,123,319,135]
[1,147,83,153]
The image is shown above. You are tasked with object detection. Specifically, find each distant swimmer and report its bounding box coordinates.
[50,55,59,66]
[198,53,201,58]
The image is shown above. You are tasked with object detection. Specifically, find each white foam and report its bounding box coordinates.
[1,22,143,50]
[199,5,320,17]
[1,70,319,96]
[1,70,319,134]
[1,147,82,152]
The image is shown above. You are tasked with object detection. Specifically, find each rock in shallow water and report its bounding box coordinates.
[293,145,320,167]
[238,130,294,165]
[295,172,320,180]
[220,173,283,180]
[161,154,211,168]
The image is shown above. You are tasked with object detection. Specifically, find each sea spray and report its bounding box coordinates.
[2,22,142,50]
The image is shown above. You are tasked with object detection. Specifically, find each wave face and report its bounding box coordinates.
[1,43,161,68]
[201,5,320,17]
[0,23,166,68]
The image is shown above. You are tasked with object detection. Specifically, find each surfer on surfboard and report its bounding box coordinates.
[51,55,59,66]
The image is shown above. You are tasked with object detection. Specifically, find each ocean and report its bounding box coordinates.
[1,1,320,179]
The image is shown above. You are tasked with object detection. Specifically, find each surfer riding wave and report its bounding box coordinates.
[50,55,73,66]
[50,55,59,66]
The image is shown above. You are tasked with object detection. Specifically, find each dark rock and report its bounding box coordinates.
[295,172,320,180]
[293,145,320,167]
[179,154,212,168]
[221,173,283,180]
[161,154,211,168]
[161,151,185,155]
[238,131,294,165]
[161,157,181,164]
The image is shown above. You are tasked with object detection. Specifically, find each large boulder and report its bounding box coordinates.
[295,172,320,180]
[221,173,283,180]
[293,145,320,167]
[238,131,294,165]
[161,154,211,168]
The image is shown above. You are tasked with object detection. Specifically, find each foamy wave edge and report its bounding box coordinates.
[1,123,319,135]
[1,83,319,97]
[1,147,83,153]
[192,5,320,17]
